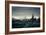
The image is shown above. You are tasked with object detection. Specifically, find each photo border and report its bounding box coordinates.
[9,4,42,32]
[5,1,45,34]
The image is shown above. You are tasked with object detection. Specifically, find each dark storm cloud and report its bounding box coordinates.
[12,7,40,17]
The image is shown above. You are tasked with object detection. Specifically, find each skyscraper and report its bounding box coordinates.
[32,14,34,19]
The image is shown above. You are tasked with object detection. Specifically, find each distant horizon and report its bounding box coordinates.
[12,16,39,20]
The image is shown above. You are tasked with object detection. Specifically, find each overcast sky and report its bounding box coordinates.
[12,7,40,19]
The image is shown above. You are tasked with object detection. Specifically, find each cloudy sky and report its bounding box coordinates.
[12,6,40,19]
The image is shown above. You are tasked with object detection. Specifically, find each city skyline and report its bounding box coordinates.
[12,7,40,19]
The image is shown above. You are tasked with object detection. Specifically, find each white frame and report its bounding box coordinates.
[9,4,43,32]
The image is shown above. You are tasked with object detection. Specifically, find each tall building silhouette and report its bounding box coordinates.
[31,14,34,24]
[32,14,34,19]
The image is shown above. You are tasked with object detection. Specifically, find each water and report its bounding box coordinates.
[12,18,40,28]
